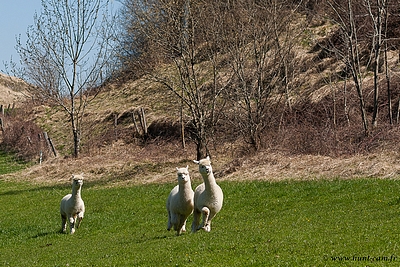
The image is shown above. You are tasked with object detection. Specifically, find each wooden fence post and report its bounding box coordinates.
[139,107,148,136]
[48,137,57,157]
[114,113,118,141]
[132,111,140,135]
[43,132,50,147]
[43,132,57,157]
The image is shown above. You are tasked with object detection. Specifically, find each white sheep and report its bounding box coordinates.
[191,156,223,232]
[166,166,194,235]
[60,174,85,234]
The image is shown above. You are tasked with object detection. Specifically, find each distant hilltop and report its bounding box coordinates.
[0,73,30,106]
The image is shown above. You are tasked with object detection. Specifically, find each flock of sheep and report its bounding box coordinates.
[60,156,223,235]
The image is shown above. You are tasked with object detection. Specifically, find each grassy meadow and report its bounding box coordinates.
[0,150,29,175]
[1,177,400,266]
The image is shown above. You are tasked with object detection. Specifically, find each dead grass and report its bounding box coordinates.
[2,69,400,186]
[220,150,400,182]
[0,74,30,106]
[2,139,400,187]
[2,21,400,187]
[0,140,198,186]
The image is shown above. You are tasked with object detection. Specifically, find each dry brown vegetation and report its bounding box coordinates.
[2,63,400,186]
[0,73,30,104]
[2,1,400,185]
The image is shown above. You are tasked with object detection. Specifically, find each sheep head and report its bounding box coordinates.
[71,174,84,188]
[176,166,190,184]
[193,156,212,175]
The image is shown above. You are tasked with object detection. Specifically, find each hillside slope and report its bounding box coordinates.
[2,19,400,185]
[0,73,29,106]
[4,77,400,186]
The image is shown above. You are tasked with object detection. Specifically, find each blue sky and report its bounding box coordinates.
[0,0,122,74]
[0,0,42,72]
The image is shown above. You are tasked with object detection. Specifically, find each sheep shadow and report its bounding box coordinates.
[0,180,106,197]
[32,232,51,238]
[31,230,60,239]
[133,232,190,244]
[0,184,66,196]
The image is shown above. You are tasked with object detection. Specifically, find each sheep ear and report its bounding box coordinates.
[206,155,210,160]
[193,160,199,164]
[176,167,179,171]
[71,175,75,181]
[186,165,189,170]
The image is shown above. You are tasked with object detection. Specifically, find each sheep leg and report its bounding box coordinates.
[181,216,187,233]
[200,207,210,232]
[204,221,211,232]
[176,215,187,236]
[191,209,201,233]
[77,216,83,229]
[167,210,172,231]
[69,215,76,234]
[61,214,67,233]
[170,213,178,232]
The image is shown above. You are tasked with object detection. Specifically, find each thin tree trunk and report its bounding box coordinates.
[397,98,400,124]
[180,101,185,149]
[343,76,350,126]
[73,128,80,158]
[371,47,380,128]
[71,111,80,158]
[385,43,392,124]
[371,0,383,128]
[348,0,368,136]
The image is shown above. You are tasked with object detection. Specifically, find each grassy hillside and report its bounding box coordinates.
[0,15,400,184]
[1,178,399,266]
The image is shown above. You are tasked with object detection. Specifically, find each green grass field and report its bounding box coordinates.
[1,178,400,266]
[0,150,29,175]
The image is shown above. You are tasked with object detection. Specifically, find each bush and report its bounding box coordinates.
[1,117,49,161]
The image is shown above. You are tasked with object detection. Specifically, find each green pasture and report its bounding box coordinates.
[0,150,29,175]
[1,178,400,266]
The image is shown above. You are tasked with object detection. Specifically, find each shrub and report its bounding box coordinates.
[1,117,49,161]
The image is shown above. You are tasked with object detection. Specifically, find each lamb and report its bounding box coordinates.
[60,174,85,234]
[166,166,194,235]
[191,156,223,232]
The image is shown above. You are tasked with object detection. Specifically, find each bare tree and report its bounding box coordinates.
[120,0,226,159]
[366,0,389,128]
[222,0,304,150]
[327,0,370,136]
[15,0,117,157]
